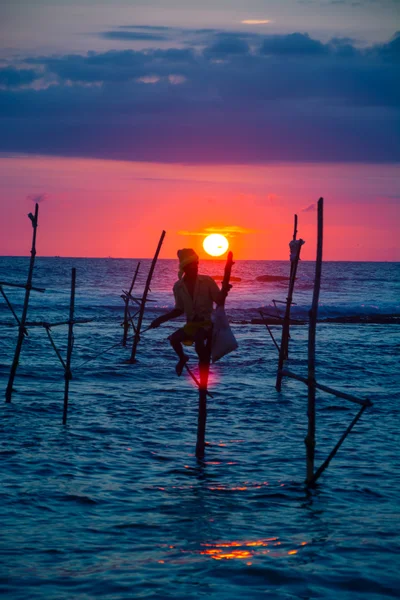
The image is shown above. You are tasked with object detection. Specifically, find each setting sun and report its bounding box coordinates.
[203,233,229,257]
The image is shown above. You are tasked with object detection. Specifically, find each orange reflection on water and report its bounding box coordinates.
[200,537,280,561]
[288,550,298,555]
[201,548,252,560]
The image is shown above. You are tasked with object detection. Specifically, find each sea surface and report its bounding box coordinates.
[1,257,399,600]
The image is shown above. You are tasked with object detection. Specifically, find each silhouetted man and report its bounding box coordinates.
[150,248,230,375]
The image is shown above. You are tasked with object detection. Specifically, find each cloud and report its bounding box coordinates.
[260,33,328,56]
[27,193,48,203]
[302,203,317,212]
[0,30,399,164]
[241,20,272,25]
[178,226,256,237]
[0,67,40,87]
[102,31,168,41]
[205,35,250,56]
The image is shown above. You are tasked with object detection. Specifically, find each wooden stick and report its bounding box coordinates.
[305,198,323,484]
[0,280,45,293]
[280,370,372,407]
[310,404,367,485]
[63,268,76,424]
[5,203,39,403]
[276,215,303,391]
[45,326,67,370]
[196,353,210,460]
[25,318,93,328]
[0,286,23,329]
[129,231,166,363]
[122,261,140,346]
[258,310,280,353]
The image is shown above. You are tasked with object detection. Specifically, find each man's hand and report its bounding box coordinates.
[150,316,163,329]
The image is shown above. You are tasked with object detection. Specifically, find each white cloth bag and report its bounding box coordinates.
[211,306,238,363]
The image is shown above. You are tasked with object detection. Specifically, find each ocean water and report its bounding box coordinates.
[1,257,399,600]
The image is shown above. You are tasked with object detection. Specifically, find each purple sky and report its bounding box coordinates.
[0,0,399,259]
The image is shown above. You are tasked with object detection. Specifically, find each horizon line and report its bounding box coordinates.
[0,255,398,264]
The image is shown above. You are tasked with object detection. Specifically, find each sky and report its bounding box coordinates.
[0,0,399,260]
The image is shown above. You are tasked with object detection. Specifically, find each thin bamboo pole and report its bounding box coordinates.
[122,262,140,346]
[305,198,324,484]
[310,404,367,485]
[196,251,234,459]
[0,281,45,293]
[129,232,166,363]
[258,310,280,353]
[5,204,39,403]
[280,370,372,407]
[25,318,92,328]
[0,286,23,328]
[276,215,302,391]
[45,326,67,370]
[63,268,76,424]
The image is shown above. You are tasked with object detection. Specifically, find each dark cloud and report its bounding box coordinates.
[205,35,250,56]
[261,33,328,56]
[102,31,168,41]
[118,25,173,31]
[0,30,399,164]
[375,31,400,61]
[302,203,317,212]
[0,67,40,87]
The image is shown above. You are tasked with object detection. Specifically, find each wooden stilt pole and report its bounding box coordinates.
[5,203,39,403]
[310,404,366,485]
[305,198,323,484]
[0,286,23,329]
[63,268,76,424]
[196,251,234,459]
[122,261,140,346]
[276,214,303,391]
[129,231,166,363]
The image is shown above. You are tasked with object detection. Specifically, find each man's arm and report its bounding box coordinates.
[150,308,184,329]
[208,277,232,306]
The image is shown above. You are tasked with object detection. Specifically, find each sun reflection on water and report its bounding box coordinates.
[198,537,307,561]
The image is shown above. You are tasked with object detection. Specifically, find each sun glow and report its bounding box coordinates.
[203,234,229,257]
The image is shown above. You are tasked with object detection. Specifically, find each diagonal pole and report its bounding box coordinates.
[310,404,367,485]
[0,286,23,329]
[276,214,303,391]
[129,231,166,363]
[122,261,140,346]
[5,204,39,403]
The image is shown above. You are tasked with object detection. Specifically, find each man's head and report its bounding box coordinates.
[177,248,199,279]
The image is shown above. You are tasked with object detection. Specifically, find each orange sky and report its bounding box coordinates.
[1,155,399,261]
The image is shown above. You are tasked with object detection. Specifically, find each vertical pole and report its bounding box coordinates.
[276,215,302,391]
[122,261,140,346]
[5,203,39,403]
[196,252,234,459]
[305,198,323,484]
[63,268,76,424]
[129,232,165,363]
[289,214,298,282]
[196,340,211,459]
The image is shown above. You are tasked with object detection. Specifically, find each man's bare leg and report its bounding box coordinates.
[169,329,190,376]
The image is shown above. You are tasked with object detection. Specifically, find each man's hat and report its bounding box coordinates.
[177,248,199,278]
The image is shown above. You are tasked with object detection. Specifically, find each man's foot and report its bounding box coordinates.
[175,354,189,376]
